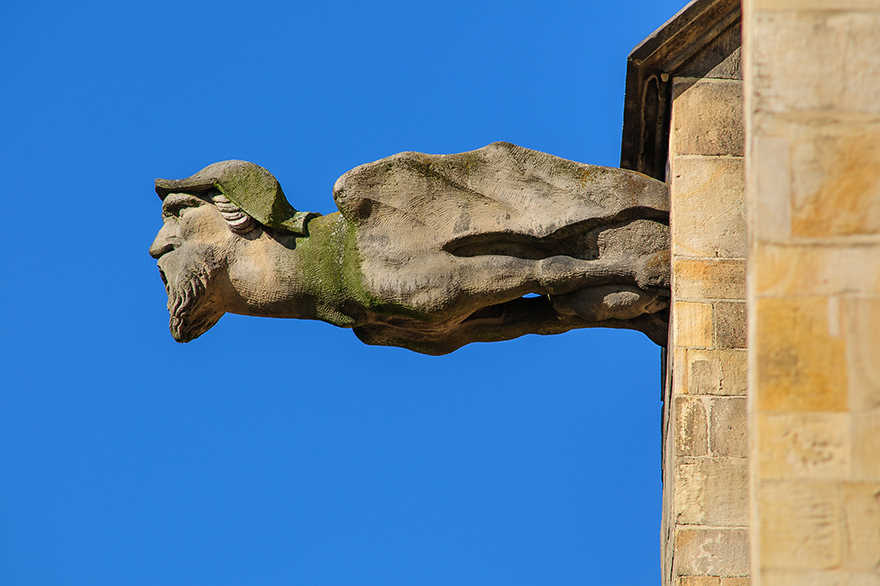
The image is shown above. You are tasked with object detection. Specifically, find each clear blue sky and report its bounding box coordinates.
[2,1,687,584]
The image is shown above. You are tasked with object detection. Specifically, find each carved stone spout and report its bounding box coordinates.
[149,142,669,354]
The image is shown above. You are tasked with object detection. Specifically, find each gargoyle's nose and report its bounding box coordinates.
[149,224,177,259]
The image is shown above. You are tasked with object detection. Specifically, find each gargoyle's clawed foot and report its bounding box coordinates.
[635,250,671,290]
[549,284,667,322]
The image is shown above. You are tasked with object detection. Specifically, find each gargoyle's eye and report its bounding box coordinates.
[162,194,206,219]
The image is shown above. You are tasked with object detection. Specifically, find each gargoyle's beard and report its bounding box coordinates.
[167,264,222,343]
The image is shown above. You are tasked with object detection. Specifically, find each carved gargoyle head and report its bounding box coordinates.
[149,161,317,342]
[148,189,244,342]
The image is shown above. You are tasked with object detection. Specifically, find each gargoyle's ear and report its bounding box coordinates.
[155,160,318,235]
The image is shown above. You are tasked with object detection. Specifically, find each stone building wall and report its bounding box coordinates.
[666,21,750,586]
[620,2,750,583]
[743,0,880,584]
[625,1,880,583]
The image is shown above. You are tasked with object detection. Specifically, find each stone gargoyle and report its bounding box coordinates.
[149,142,669,355]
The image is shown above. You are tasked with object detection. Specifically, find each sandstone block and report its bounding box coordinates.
[753,0,880,9]
[680,579,751,586]
[846,297,880,411]
[842,482,880,570]
[671,157,745,259]
[671,79,744,157]
[675,302,714,349]
[680,578,721,586]
[676,397,709,456]
[718,350,748,396]
[675,347,690,395]
[755,297,848,412]
[754,243,880,298]
[674,259,746,301]
[710,398,747,457]
[762,570,880,586]
[751,136,791,242]
[757,413,850,480]
[787,121,880,238]
[752,12,880,115]
[852,412,880,481]
[690,353,721,395]
[759,481,841,569]
[688,350,748,396]
[714,302,746,349]
[675,528,750,576]
[675,457,748,526]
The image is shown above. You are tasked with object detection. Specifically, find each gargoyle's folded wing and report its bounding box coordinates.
[332,142,668,265]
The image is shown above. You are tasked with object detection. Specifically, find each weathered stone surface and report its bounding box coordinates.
[787,122,880,238]
[675,528,750,576]
[680,578,751,586]
[689,352,720,394]
[753,119,880,244]
[674,259,746,301]
[714,301,746,349]
[675,302,714,348]
[150,143,671,354]
[753,0,880,8]
[751,136,792,242]
[755,297,848,412]
[746,2,880,585]
[710,398,747,457]
[846,297,880,411]
[671,156,745,259]
[675,457,748,526]
[757,413,850,480]
[663,13,750,581]
[674,347,691,394]
[755,244,880,297]
[752,12,880,115]
[852,412,880,481]
[717,350,748,396]
[671,79,744,157]
[762,570,880,586]
[680,578,724,586]
[676,397,709,457]
[759,481,841,569]
[688,349,748,396]
[842,482,880,569]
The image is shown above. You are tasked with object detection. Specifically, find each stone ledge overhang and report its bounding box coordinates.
[620,0,740,180]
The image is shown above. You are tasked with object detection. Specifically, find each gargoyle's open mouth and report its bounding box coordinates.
[158,266,168,290]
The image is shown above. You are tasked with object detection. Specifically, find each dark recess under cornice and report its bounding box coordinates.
[619,0,741,181]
